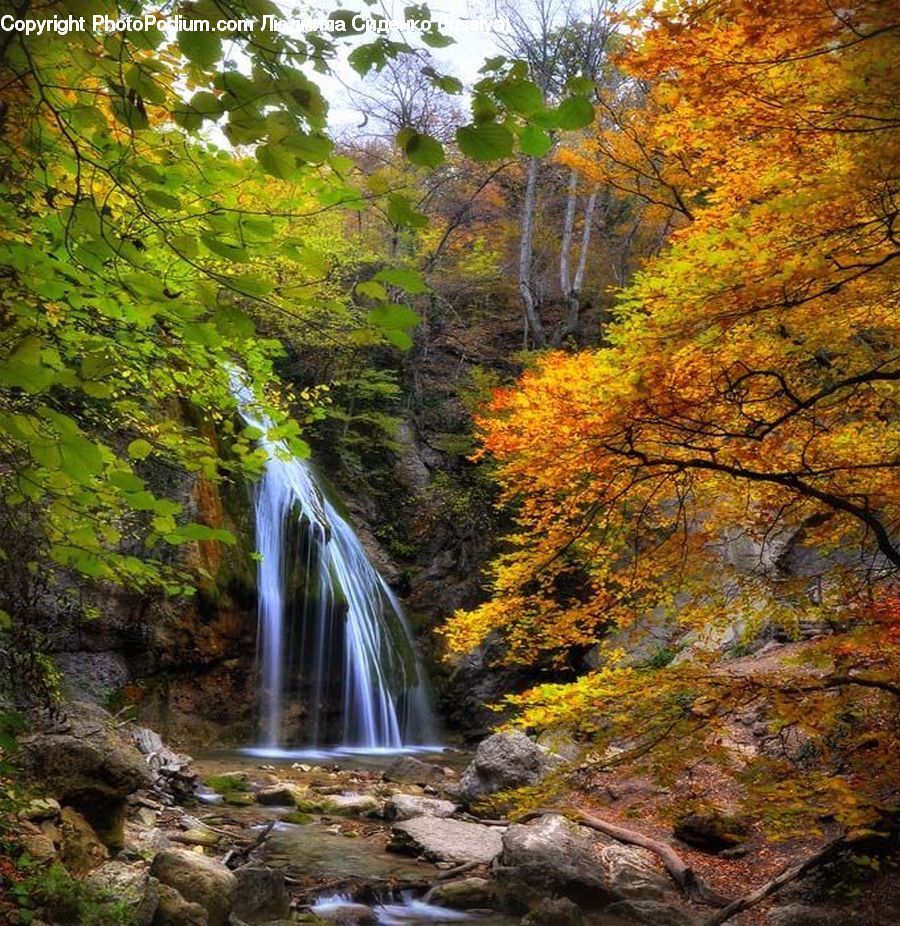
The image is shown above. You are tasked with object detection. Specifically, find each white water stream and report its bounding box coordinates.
[232,374,437,753]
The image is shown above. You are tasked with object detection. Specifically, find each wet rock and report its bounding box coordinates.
[383,756,446,787]
[424,877,496,909]
[232,866,291,924]
[20,833,57,862]
[603,899,692,926]
[256,783,308,806]
[59,805,108,875]
[155,882,208,926]
[385,794,457,821]
[597,844,670,900]
[389,816,505,864]
[459,732,555,808]
[86,861,159,926]
[322,793,380,815]
[672,810,749,853]
[499,814,607,900]
[521,897,582,926]
[150,848,236,926]
[18,701,151,849]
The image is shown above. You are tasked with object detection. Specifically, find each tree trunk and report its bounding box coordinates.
[519,156,546,348]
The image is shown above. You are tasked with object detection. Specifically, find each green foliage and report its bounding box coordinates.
[10,862,137,926]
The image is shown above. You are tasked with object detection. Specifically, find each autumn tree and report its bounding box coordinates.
[445,0,900,834]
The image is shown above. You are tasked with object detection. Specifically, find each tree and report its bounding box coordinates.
[494,0,622,346]
[444,0,900,834]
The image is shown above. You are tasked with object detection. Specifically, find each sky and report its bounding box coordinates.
[281,0,509,131]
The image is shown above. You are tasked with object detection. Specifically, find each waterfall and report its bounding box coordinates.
[231,374,437,753]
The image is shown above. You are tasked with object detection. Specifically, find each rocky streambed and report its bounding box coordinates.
[10,701,883,926]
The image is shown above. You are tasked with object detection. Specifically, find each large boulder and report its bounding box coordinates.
[385,794,457,821]
[18,701,151,849]
[498,814,608,902]
[388,817,504,865]
[86,861,160,926]
[597,844,670,900]
[459,732,554,807]
[231,866,291,924]
[150,849,236,926]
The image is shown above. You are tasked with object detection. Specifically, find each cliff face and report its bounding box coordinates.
[41,466,261,747]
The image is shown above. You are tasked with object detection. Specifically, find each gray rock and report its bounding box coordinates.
[521,897,582,926]
[150,848,236,926]
[18,701,151,849]
[155,883,208,926]
[424,877,496,909]
[385,794,457,821]
[459,732,555,807]
[389,817,504,865]
[499,814,607,899]
[20,797,61,821]
[86,861,159,926]
[232,866,291,924]
[383,756,446,786]
[597,844,670,900]
[324,792,380,815]
[766,904,860,926]
[20,833,57,862]
[603,899,692,926]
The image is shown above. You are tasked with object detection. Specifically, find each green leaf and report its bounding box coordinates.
[496,79,543,115]
[214,305,256,340]
[383,328,413,350]
[0,336,56,393]
[201,234,249,262]
[457,123,514,161]
[144,189,181,211]
[368,304,421,329]
[168,523,237,544]
[127,439,153,460]
[290,132,333,164]
[421,30,455,48]
[356,280,388,300]
[229,273,273,297]
[397,129,445,168]
[520,125,553,157]
[374,267,428,294]
[179,29,221,70]
[386,194,428,228]
[556,96,595,130]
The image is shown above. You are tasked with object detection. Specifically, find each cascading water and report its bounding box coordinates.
[231,374,437,753]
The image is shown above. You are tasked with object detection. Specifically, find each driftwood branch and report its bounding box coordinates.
[699,838,845,926]
[524,807,731,907]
